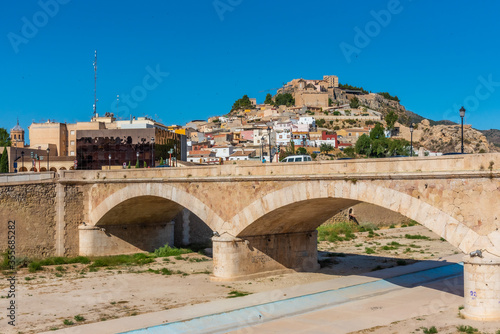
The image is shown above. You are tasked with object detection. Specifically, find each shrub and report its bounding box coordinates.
[28,262,43,273]
[365,247,376,254]
[456,325,478,333]
[74,315,85,322]
[422,326,438,334]
[63,319,74,326]
[153,245,192,257]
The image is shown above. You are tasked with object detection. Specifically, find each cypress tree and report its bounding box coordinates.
[0,148,9,173]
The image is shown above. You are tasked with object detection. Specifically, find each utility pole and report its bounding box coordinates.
[93,50,98,117]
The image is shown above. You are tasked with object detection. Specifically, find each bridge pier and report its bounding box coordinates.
[79,222,175,256]
[461,255,500,321]
[211,231,320,281]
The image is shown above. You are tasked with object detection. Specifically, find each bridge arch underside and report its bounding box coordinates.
[213,180,495,281]
[81,195,213,256]
[237,198,360,237]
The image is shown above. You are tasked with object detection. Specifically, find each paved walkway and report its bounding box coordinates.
[42,254,463,334]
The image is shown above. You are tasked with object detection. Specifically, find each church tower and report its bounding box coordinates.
[10,120,25,148]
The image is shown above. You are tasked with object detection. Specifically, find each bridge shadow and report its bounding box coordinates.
[316,251,464,297]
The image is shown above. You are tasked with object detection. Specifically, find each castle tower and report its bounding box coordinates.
[10,120,25,148]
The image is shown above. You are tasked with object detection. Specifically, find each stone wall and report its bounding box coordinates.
[173,208,212,247]
[0,183,57,257]
[63,184,86,256]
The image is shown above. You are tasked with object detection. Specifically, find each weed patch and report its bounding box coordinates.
[227,290,251,298]
[317,222,359,242]
[154,245,193,258]
[405,234,430,240]
[457,325,478,333]
[89,253,155,268]
[421,326,438,334]
[365,247,376,254]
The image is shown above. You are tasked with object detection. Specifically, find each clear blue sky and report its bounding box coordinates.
[2,0,500,136]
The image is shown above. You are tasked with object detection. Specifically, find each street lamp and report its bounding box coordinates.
[261,135,265,162]
[46,148,50,171]
[151,137,155,167]
[460,106,466,154]
[136,151,139,168]
[409,123,414,157]
[108,153,111,170]
[267,126,272,163]
[21,151,24,172]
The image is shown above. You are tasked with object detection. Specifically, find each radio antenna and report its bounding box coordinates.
[93,50,97,116]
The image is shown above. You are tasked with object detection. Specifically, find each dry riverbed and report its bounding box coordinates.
[0,225,490,333]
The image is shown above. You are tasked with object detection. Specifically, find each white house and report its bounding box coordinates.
[212,146,234,159]
[298,116,315,127]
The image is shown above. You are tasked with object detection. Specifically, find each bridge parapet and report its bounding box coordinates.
[56,153,500,182]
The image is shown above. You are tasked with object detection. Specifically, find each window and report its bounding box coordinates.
[70,151,75,156]
[71,141,75,146]
[70,130,75,135]
[294,157,302,162]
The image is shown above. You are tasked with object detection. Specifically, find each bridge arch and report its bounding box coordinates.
[229,180,480,254]
[89,183,224,231]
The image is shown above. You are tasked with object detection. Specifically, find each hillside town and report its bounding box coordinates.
[0,75,496,172]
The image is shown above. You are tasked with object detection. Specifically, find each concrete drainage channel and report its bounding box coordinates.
[121,263,464,334]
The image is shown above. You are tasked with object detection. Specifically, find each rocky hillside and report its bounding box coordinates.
[416,120,494,154]
[481,129,500,151]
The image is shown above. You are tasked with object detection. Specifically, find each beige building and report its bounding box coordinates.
[29,121,68,156]
[336,127,371,143]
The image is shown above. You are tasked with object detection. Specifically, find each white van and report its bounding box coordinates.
[280,155,313,163]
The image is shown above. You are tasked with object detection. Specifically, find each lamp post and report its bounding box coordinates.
[267,126,272,163]
[136,151,139,168]
[108,153,111,170]
[46,148,50,171]
[151,137,155,167]
[174,144,177,167]
[460,106,466,154]
[409,123,414,157]
[261,135,265,162]
[21,151,24,172]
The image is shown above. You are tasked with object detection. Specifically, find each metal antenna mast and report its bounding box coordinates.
[93,50,97,117]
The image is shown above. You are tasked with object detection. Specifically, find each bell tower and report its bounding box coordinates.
[10,120,25,148]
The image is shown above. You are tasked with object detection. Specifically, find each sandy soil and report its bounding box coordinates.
[352,307,500,334]
[0,225,480,333]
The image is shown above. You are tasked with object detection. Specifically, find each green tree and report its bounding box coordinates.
[127,161,131,169]
[0,148,8,173]
[370,123,385,140]
[316,119,326,127]
[385,111,398,130]
[378,92,400,102]
[0,128,11,147]
[388,139,410,156]
[350,96,360,109]
[328,98,333,106]
[296,147,307,155]
[160,157,164,165]
[274,93,295,107]
[135,158,140,168]
[264,93,273,105]
[320,143,334,154]
[144,161,147,168]
[355,134,372,156]
[231,95,253,111]
[343,147,356,158]
[370,139,388,157]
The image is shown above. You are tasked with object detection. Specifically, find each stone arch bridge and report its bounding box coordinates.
[1,153,499,320]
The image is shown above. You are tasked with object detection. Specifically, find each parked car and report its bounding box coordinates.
[280,155,313,163]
